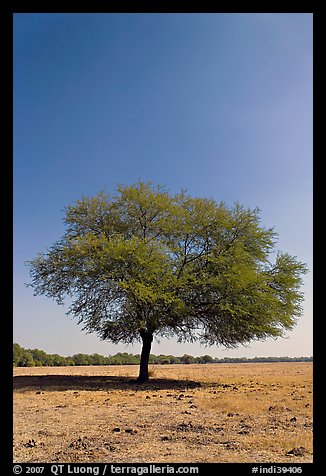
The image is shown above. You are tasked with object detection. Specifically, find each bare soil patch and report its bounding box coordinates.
[13,362,313,463]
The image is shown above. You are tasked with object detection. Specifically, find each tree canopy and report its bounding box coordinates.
[28,181,307,381]
[13,343,313,368]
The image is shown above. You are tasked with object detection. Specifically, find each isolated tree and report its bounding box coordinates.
[28,181,307,382]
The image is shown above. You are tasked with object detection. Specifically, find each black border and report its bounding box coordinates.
[2,0,14,470]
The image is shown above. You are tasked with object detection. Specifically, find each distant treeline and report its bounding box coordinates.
[13,343,313,368]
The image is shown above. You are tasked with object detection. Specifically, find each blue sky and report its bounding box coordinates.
[13,13,313,358]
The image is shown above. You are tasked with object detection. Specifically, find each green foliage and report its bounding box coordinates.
[72,353,92,366]
[12,343,312,367]
[196,354,214,364]
[29,348,50,366]
[180,354,196,364]
[13,344,35,367]
[27,180,307,351]
[13,343,24,366]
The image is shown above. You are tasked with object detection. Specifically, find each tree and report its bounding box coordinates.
[196,354,214,364]
[13,343,24,366]
[29,348,50,366]
[20,350,35,367]
[156,354,171,365]
[51,354,68,366]
[72,353,91,366]
[180,354,196,365]
[89,353,106,366]
[27,180,307,382]
[65,357,75,366]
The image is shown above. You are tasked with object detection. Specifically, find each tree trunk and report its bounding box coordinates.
[137,331,153,382]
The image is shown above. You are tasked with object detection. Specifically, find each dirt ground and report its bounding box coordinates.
[13,362,313,463]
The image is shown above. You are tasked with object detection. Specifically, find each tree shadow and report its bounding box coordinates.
[13,375,202,392]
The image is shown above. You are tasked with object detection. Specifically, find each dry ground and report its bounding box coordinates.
[13,362,313,463]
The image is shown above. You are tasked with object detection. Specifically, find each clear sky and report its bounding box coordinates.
[13,13,313,358]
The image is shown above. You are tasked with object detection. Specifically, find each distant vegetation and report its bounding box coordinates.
[13,343,312,368]
[27,181,308,381]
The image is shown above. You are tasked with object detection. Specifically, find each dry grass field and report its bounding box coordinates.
[13,362,313,463]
